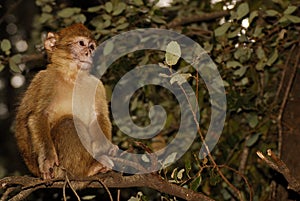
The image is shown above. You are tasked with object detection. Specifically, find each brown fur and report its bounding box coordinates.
[15,24,112,180]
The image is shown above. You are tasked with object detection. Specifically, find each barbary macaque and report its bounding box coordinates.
[15,23,114,180]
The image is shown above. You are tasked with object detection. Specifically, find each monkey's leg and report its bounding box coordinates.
[14,118,40,176]
[28,114,59,180]
[51,116,112,177]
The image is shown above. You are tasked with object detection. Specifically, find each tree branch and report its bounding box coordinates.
[0,172,215,201]
[257,149,300,193]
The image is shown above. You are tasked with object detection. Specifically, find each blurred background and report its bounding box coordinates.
[0,0,300,200]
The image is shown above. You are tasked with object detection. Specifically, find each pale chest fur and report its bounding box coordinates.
[47,72,99,128]
[47,82,74,128]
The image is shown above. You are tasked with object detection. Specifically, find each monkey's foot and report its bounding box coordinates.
[39,152,59,180]
[87,160,112,176]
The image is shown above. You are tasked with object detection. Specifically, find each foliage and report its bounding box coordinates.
[1,0,300,200]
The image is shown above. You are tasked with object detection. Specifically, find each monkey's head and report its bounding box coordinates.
[44,23,96,71]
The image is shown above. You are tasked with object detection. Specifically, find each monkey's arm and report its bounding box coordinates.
[87,81,118,169]
[95,82,112,140]
[27,112,59,179]
[16,71,59,180]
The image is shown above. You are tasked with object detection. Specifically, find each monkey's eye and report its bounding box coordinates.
[79,41,85,46]
[89,44,95,50]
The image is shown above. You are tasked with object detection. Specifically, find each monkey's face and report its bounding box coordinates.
[68,36,96,71]
[44,24,97,72]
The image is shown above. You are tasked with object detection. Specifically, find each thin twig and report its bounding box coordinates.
[10,187,39,201]
[0,187,15,201]
[276,44,299,157]
[220,165,253,201]
[274,45,294,102]
[65,174,81,201]
[117,189,120,201]
[21,53,45,64]
[238,136,250,177]
[63,177,67,201]
[98,179,113,201]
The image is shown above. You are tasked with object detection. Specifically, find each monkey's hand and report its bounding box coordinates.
[39,149,59,180]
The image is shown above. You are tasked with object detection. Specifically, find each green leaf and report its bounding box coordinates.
[139,53,149,65]
[235,77,249,86]
[103,41,114,56]
[39,13,53,23]
[0,63,5,72]
[90,16,103,28]
[116,22,129,30]
[185,159,192,177]
[103,19,111,28]
[223,80,230,87]
[87,5,102,13]
[256,60,265,71]
[42,5,52,13]
[246,113,258,128]
[141,154,150,162]
[190,176,202,191]
[1,39,11,52]
[227,27,241,38]
[165,41,181,66]
[162,152,177,168]
[57,7,81,18]
[266,10,279,17]
[116,16,127,25]
[102,14,112,21]
[266,49,278,66]
[82,195,96,200]
[171,168,178,179]
[237,2,249,20]
[128,196,140,201]
[170,73,191,85]
[132,0,144,6]
[105,2,113,13]
[73,14,86,23]
[279,15,288,23]
[285,14,300,23]
[203,41,213,52]
[256,46,266,60]
[226,60,243,68]
[177,169,185,180]
[284,6,297,15]
[253,26,263,38]
[234,47,252,63]
[151,16,166,24]
[246,133,261,147]
[35,0,42,6]
[214,22,231,37]
[233,66,247,77]
[11,54,22,63]
[249,11,258,24]
[9,54,22,73]
[112,2,126,16]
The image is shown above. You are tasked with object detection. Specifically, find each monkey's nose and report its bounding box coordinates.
[86,50,92,57]
[85,49,94,57]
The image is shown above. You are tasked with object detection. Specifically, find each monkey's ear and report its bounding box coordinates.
[44,32,57,52]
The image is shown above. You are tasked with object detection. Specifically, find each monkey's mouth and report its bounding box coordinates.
[79,60,93,71]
